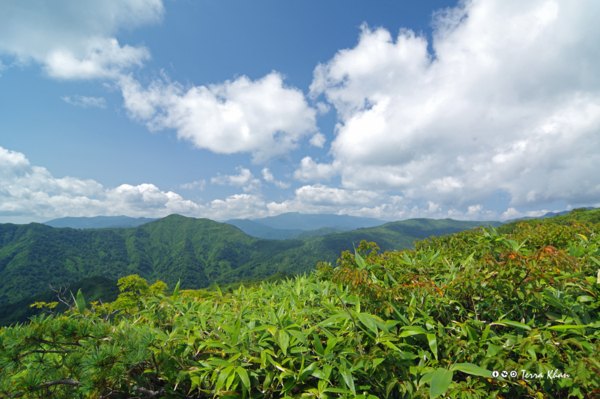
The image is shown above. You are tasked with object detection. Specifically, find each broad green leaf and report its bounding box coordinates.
[544,324,589,331]
[419,371,435,387]
[486,344,503,357]
[318,312,351,327]
[491,319,531,331]
[231,314,242,346]
[311,369,328,381]
[76,289,86,314]
[248,324,276,333]
[312,332,324,356]
[282,378,296,394]
[430,369,453,399]
[427,334,438,360]
[357,313,379,335]
[298,362,318,382]
[236,367,250,393]
[215,366,234,394]
[399,326,428,337]
[451,363,492,378]
[172,280,180,301]
[355,250,367,269]
[480,324,491,343]
[287,329,307,346]
[577,295,595,303]
[341,369,356,395]
[215,283,223,298]
[278,329,290,356]
[323,336,339,356]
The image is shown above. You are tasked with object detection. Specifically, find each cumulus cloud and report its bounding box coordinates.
[306,0,600,211]
[293,156,338,182]
[262,183,508,220]
[315,102,330,115]
[209,194,269,221]
[261,168,290,189]
[119,72,318,163]
[180,180,205,191]
[1,146,533,223]
[309,133,326,148]
[0,146,202,223]
[211,167,262,193]
[0,0,162,79]
[62,95,106,108]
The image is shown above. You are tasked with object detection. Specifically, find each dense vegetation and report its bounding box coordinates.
[0,277,120,327]
[0,215,497,304]
[1,210,599,398]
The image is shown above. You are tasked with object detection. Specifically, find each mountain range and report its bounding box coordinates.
[4,207,599,326]
[43,212,387,240]
[1,214,500,306]
[504,207,597,223]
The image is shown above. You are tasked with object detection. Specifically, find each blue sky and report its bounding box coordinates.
[1,0,599,224]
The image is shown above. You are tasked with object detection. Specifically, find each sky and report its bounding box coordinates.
[1,0,599,224]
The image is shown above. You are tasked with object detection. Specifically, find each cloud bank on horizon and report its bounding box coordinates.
[1,0,599,223]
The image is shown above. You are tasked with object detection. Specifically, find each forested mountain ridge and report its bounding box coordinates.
[0,215,500,305]
[3,210,599,397]
[223,218,305,239]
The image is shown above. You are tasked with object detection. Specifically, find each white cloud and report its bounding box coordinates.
[0,146,201,223]
[293,156,338,182]
[294,184,381,207]
[262,183,508,221]
[315,102,330,115]
[0,0,162,79]
[261,168,290,189]
[180,180,205,191]
[211,167,261,193]
[0,146,534,222]
[309,133,326,148]
[119,72,318,163]
[0,146,279,222]
[62,95,106,108]
[209,194,269,221]
[307,0,600,210]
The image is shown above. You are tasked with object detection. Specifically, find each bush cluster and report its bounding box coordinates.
[1,220,599,398]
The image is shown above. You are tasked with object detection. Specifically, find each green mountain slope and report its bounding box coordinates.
[224,218,304,239]
[0,276,119,327]
[504,207,597,223]
[0,215,500,304]
[290,227,344,239]
[498,207,600,234]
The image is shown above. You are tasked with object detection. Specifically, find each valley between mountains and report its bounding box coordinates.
[0,213,500,309]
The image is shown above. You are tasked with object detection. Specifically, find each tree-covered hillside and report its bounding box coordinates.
[0,276,119,327]
[1,211,599,398]
[0,215,500,304]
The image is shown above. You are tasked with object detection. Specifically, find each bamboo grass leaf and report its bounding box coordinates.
[451,363,492,378]
[76,289,86,314]
[430,369,453,398]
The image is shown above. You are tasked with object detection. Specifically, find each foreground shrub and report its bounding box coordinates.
[0,221,599,398]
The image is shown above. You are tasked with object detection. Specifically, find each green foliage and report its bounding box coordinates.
[0,215,493,304]
[111,275,167,314]
[2,214,600,398]
[0,276,120,327]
